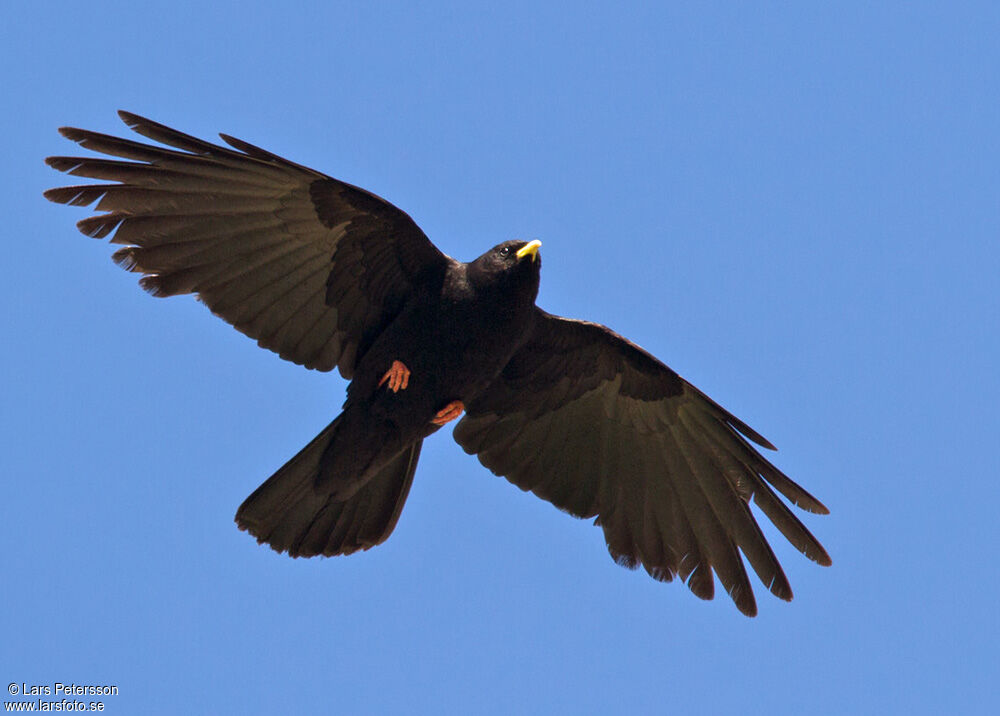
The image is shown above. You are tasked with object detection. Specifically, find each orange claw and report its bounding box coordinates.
[378,360,411,393]
[432,400,465,426]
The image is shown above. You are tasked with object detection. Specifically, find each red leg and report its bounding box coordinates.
[432,400,465,426]
[378,360,411,393]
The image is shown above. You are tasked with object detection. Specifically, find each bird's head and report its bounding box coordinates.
[468,239,542,301]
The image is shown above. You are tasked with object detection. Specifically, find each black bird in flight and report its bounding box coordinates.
[45,111,830,616]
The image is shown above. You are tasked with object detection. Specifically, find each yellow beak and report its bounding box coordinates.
[516,239,542,262]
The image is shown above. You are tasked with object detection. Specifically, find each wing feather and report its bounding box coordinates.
[454,309,829,615]
[677,410,793,601]
[46,111,449,375]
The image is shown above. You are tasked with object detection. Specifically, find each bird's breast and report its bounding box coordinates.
[411,297,531,398]
[348,289,533,434]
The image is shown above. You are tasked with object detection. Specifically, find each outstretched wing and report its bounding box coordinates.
[454,309,830,616]
[45,111,450,377]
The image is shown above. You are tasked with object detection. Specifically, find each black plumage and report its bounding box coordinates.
[45,111,830,616]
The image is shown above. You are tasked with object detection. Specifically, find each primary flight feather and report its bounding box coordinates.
[45,111,830,616]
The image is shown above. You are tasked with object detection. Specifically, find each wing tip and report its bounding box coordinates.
[43,155,68,171]
[57,126,92,144]
[111,246,141,272]
[218,132,262,157]
[768,572,795,602]
[794,493,830,516]
[812,502,831,516]
[117,109,146,129]
[137,274,172,297]
[730,419,777,451]
[685,564,715,601]
[41,186,64,203]
[75,212,124,239]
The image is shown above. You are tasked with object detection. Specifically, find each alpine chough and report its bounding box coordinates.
[45,111,830,616]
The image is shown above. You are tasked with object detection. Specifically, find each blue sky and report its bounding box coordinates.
[3,2,998,713]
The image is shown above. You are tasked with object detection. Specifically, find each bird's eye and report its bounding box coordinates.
[498,246,511,258]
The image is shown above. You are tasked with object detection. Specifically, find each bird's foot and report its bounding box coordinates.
[432,400,465,426]
[378,360,410,393]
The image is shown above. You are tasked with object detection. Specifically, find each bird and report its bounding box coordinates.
[45,111,830,616]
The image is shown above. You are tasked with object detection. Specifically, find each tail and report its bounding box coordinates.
[235,417,422,557]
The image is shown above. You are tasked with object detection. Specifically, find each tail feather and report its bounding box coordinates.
[235,417,422,557]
